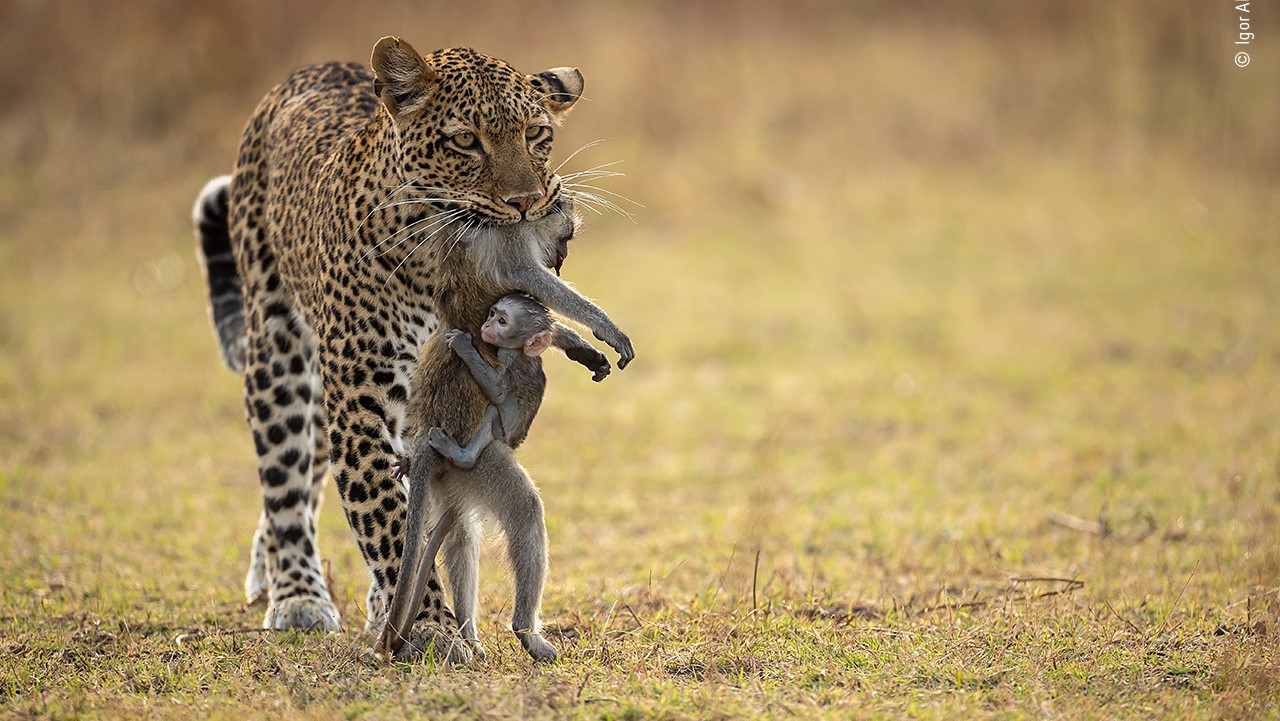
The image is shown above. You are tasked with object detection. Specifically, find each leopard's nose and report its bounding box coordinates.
[503,192,543,215]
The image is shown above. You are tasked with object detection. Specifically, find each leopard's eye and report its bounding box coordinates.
[449,131,480,151]
[525,125,549,143]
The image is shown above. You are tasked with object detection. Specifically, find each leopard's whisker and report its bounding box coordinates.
[560,160,625,181]
[402,186,473,199]
[355,178,464,235]
[382,172,431,195]
[369,207,464,252]
[554,139,611,174]
[560,173,624,190]
[385,213,470,283]
[564,182,644,209]
[365,208,468,261]
[442,218,478,262]
[581,197,630,217]
[386,235,434,284]
[372,198,477,217]
[569,195,606,216]
[376,213,466,261]
[455,219,480,258]
[563,189,637,223]
[563,186,627,211]
[362,214,435,260]
[433,216,469,264]
[560,170,624,184]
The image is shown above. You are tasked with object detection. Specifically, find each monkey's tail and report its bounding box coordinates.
[193,175,247,373]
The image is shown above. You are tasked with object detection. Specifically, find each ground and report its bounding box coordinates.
[1,2,1277,719]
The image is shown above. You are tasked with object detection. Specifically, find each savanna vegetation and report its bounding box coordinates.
[1,1,1277,718]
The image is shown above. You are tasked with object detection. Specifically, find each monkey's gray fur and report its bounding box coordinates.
[379,200,633,662]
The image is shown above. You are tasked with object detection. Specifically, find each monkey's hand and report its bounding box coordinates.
[445,329,473,354]
[552,322,613,380]
[391,452,410,480]
[564,343,611,382]
[593,325,635,370]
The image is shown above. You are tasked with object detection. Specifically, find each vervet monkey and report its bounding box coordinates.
[381,205,632,662]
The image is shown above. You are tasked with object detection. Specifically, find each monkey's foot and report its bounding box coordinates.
[392,621,475,666]
[467,640,488,661]
[263,595,341,632]
[426,427,475,470]
[516,631,558,663]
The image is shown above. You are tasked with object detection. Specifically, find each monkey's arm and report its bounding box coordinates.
[425,406,500,470]
[499,265,635,369]
[552,322,611,382]
[447,330,509,404]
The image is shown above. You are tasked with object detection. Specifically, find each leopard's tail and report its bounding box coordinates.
[193,175,247,373]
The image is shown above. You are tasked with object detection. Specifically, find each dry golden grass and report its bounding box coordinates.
[2,1,1278,719]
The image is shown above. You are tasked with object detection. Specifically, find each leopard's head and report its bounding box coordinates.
[371,38,583,225]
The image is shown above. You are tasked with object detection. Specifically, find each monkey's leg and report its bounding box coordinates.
[462,444,557,662]
[425,406,499,470]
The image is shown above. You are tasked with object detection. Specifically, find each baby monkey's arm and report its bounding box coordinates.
[445,329,509,403]
[553,322,611,382]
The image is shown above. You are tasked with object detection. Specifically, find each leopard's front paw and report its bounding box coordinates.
[263,595,340,632]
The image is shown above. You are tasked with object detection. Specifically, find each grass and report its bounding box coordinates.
[2,1,1279,719]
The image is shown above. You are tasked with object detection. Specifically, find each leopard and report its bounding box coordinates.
[192,37,631,663]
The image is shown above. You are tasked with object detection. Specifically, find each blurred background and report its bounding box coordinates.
[3,1,1274,247]
[2,0,1278,651]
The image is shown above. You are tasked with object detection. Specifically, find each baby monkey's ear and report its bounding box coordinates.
[524,330,554,357]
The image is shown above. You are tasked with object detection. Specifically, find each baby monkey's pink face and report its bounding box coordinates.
[480,303,519,348]
[480,298,554,357]
[481,300,529,350]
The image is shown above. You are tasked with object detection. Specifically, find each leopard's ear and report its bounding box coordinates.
[528,67,584,123]
[371,37,438,119]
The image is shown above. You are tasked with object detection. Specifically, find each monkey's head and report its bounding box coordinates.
[544,195,580,276]
[482,293,554,357]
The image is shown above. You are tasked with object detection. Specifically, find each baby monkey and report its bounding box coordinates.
[426,294,562,468]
